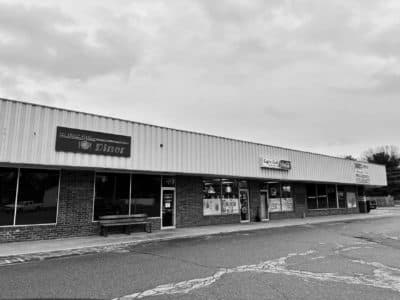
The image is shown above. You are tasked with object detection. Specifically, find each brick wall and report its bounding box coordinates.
[306,208,359,217]
[176,176,240,227]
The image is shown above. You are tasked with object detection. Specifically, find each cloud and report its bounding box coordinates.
[0,0,400,158]
[0,2,141,80]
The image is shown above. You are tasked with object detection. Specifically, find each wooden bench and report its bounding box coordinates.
[99,214,152,237]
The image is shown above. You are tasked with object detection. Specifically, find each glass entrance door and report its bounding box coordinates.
[260,190,269,221]
[161,188,175,228]
[239,189,250,222]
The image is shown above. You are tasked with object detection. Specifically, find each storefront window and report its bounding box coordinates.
[327,185,337,208]
[308,184,340,210]
[203,179,222,215]
[221,179,239,215]
[338,185,346,208]
[94,173,130,220]
[306,184,317,209]
[346,186,357,208]
[281,183,294,212]
[317,184,328,209]
[15,169,60,225]
[268,183,282,212]
[131,175,161,217]
[0,168,18,226]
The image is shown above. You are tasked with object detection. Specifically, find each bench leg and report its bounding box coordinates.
[124,225,131,235]
[146,223,152,233]
[102,227,108,237]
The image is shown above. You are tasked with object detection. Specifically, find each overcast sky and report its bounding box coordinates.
[0,0,399,158]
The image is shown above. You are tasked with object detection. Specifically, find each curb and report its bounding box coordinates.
[0,212,396,267]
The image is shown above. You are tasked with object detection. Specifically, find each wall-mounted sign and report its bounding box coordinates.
[354,162,370,184]
[260,158,291,170]
[55,126,131,157]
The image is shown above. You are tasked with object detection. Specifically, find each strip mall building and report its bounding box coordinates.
[0,98,387,242]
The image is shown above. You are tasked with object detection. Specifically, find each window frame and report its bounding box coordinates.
[316,184,328,209]
[92,171,131,220]
[266,182,294,213]
[92,171,164,222]
[307,183,345,210]
[306,184,318,210]
[0,167,61,227]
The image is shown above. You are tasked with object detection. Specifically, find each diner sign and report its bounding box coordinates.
[55,126,131,157]
[260,158,291,170]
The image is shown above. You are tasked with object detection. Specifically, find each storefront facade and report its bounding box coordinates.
[0,98,387,242]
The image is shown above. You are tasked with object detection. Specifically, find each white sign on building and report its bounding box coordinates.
[260,158,291,170]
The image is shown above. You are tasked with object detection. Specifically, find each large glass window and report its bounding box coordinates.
[267,182,294,212]
[15,169,60,225]
[202,178,240,216]
[203,179,222,216]
[221,179,239,215]
[94,173,130,220]
[308,184,340,210]
[306,184,317,209]
[0,168,18,226]
[131,175,161,217]
[327,185,337,208]
[268,183,281,212]
[317,184,328,209]
[281,183,294,212]
[338,185,346,208]
[346,186,357,208]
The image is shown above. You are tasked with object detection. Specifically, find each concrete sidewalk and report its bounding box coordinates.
[0,207,398,265]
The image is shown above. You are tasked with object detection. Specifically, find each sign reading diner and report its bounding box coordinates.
[55,126,131,157]
[260,158,291,170]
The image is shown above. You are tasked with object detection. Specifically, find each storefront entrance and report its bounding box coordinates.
[239,189,250,222]
[259,190,269,221]
[161,187,175,229]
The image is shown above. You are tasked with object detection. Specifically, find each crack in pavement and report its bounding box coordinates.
[114,247,400,299]
[128,249,227,270]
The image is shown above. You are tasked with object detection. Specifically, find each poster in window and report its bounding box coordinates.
[269,198,282,212]
[346,192,357,208]
[221,198,239,214]
[203,198,221,216]
[281,198,294,212]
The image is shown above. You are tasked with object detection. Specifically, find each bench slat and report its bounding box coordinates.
[99,219,147,224]
[99,214,147,220]
[101,222,149,227]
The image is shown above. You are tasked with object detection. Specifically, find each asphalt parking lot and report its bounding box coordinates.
[1,208,400,299]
